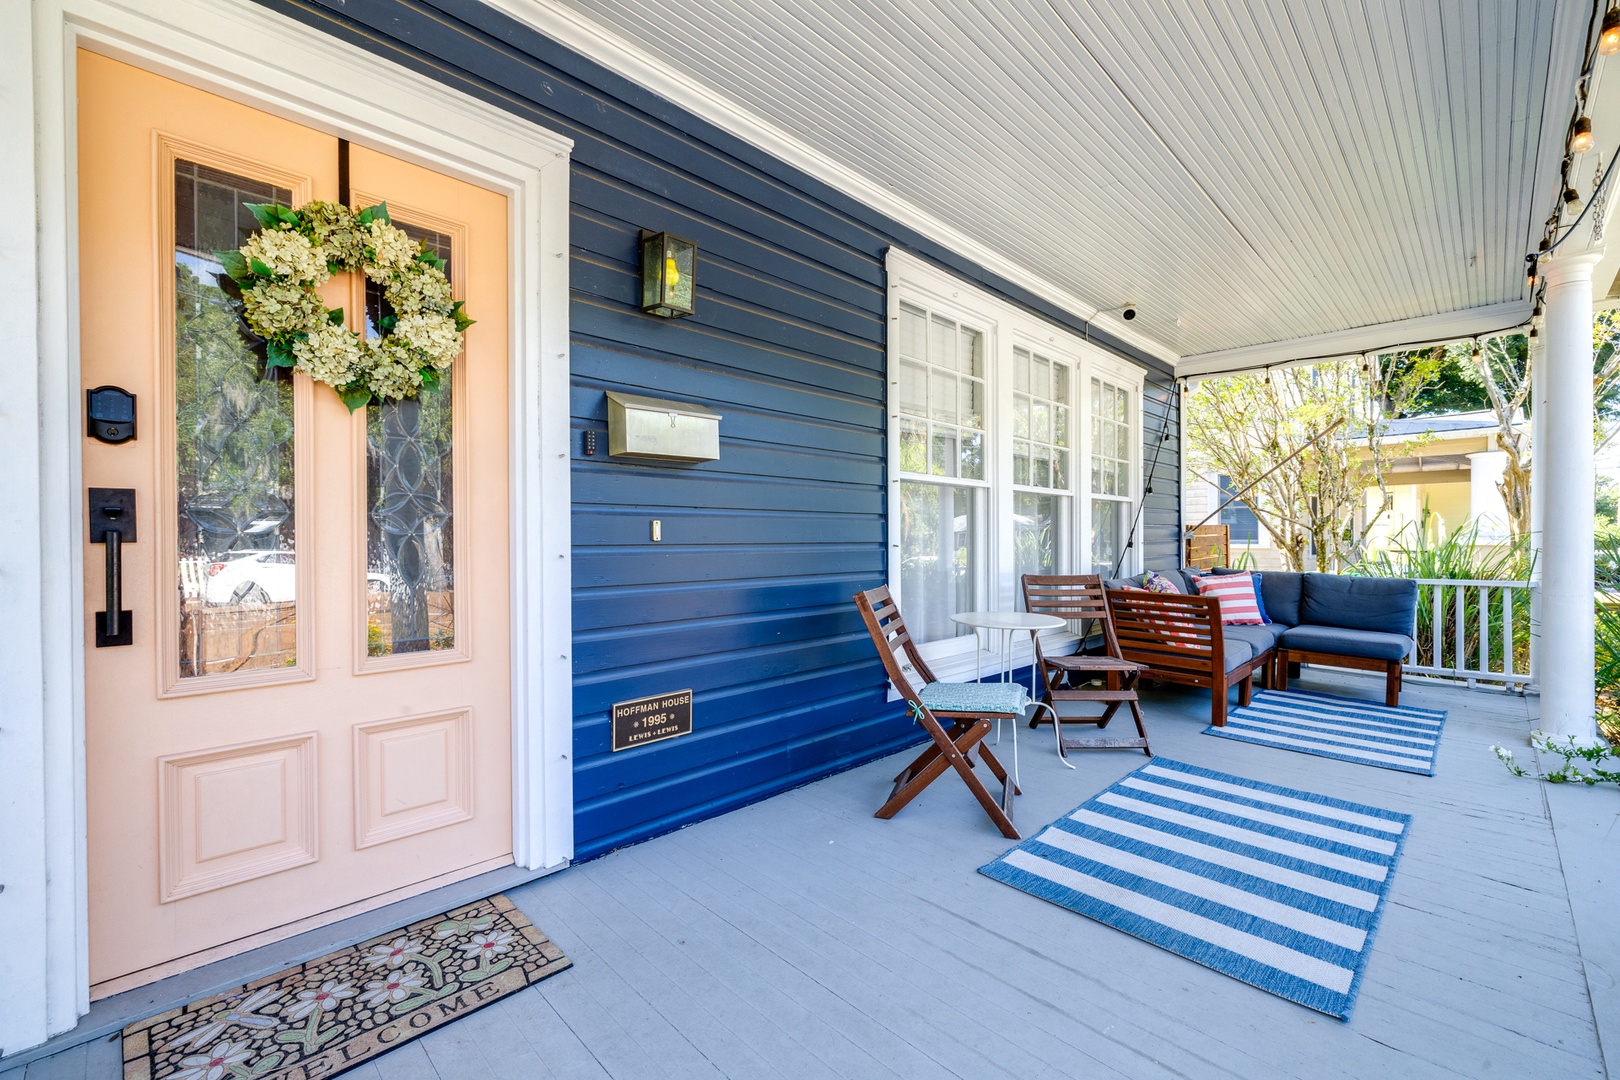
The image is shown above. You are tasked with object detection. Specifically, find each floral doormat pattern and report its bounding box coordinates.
[122,894,570,1080]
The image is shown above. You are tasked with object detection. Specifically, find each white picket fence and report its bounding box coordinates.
[1403,577,1536,690]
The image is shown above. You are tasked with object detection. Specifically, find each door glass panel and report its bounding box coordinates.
[365,223,456,657]
[173,160,297,678]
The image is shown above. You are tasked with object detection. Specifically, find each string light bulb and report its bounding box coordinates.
[1571,116,1595,154]
[1565,185,1584,213]
[1602,7,1620,55]
[1526,254,1539,288]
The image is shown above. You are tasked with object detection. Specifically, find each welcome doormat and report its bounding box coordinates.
[1204,689,1447,775]
[122,894,570,1080]
[978,758,1411,1019]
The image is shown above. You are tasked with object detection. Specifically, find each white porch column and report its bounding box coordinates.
[1466,449,1510,540]
[1537,252,1600,740]
[1529,331,1545,686]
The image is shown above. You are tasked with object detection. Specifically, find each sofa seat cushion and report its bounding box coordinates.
[1300,574,1418,636]
[1278,624,1414,662]
[1219,637,1257,674]
[1224,623,1285,656]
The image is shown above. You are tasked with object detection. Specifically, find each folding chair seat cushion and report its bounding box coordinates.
[919,681,1028,715]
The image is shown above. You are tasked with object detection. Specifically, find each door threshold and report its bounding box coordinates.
[0,860,567,1074]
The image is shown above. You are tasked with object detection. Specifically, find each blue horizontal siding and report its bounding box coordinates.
[259,0,1181,862]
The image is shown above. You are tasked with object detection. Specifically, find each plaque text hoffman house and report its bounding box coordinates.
[611,689,694,752]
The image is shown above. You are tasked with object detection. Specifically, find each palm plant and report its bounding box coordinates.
[1351,519,1535,675]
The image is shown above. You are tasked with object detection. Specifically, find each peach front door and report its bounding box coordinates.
[78,51,514,993]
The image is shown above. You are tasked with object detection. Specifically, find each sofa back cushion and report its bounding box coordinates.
[1300,574,1418,635]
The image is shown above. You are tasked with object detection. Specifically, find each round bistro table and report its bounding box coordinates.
[950,610,1066,783]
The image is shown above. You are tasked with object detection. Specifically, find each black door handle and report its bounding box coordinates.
[90,488,135,647]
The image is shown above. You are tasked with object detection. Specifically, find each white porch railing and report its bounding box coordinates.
[1404,577,1536,690]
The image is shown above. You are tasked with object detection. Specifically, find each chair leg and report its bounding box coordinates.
[1238,672,1253,708]
[876,719,978,819]
[1385,662,1402,707]
[1127,698,1152,757]
[1275,653,1290,693]
[1211,675,1229,727]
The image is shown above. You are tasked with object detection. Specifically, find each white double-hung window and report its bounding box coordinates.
[887,250,1144,677]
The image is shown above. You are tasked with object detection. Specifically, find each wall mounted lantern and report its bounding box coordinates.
[640,230,697,318]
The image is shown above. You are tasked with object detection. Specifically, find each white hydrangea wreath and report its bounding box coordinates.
[219,201,472,411]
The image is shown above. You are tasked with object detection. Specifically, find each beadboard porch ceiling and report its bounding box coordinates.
[501,0,1593,371]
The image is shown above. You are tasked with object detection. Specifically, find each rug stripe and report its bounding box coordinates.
[1205,690,1447,775]
[1093,793,1391,880]
[981,758,1411,1019]
[1066,809,1382,910]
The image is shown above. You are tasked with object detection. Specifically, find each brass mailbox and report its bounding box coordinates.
[606,391,721,462]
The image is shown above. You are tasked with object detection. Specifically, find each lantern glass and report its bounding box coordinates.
[640,231,697,318]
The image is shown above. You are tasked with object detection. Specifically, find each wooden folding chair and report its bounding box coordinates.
[854,586,1022,839]
[1021,574,1151,763]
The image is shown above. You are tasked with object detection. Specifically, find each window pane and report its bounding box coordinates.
[1054,404,1069,448]
[931,372,957,424]
[931,429,958,477]
[900,481,979,642]
[963,380,984,430]
[960,430,984,480]
[1054,363,1069,405]
[959,327,982,376]
[930,315,955,370]
[1053,449,1069,490]
[899,418,927,473]
[1033,401,1050,443]
[899,360,926,418]
[174,160,297,678]
[1092,498,1122,570]
[1033,445,1051,489]
[1014,347,1030,392]
[1015,492,1066,582]
[1013,395,1030,439]
[1013,440,1030,485]
[899,302,927,360]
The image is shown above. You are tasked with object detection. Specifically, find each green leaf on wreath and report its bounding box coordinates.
[328,308,346,326]
[379,314,397,334]
[415,250,448,274]
[249,257,275,279]
[419,368,442,393]
[337,385,373,412]
[245,203,283,230]
[215,250,252,283]
[265,339,296,369]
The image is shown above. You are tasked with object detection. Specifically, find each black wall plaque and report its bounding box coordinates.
[611,689,693,752]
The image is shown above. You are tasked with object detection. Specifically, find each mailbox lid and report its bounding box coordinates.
[606,391,721,461]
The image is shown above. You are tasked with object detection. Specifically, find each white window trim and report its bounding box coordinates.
[4,0,574,1050]
[885,249,1146,686]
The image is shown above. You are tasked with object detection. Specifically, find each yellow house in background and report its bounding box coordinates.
[1186,409,1525,568]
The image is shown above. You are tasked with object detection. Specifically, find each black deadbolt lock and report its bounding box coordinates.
[87,385,136,444]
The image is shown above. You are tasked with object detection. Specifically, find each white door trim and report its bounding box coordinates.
[2,0,575,1051]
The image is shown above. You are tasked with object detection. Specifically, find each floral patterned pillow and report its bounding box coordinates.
[1142,570,1182,594]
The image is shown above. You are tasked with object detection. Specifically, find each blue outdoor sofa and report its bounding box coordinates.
[1102,569,1419,723]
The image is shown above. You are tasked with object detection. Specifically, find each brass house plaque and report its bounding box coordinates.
[611,689,693,752]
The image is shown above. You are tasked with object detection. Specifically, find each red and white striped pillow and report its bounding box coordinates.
[1194,572,1267,624]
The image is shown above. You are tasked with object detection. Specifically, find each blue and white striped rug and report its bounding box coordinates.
[978,758,1410,1019]
[1204,689,1447,775]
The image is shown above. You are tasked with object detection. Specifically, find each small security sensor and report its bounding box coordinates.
[1122,306,1137,321]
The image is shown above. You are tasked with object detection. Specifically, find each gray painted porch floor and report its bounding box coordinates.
[12,672,1614,1079]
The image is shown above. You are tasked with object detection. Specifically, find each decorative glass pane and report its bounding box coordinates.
[899,481,979,643]
[366,223,456,657]
[174,160,297,678]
